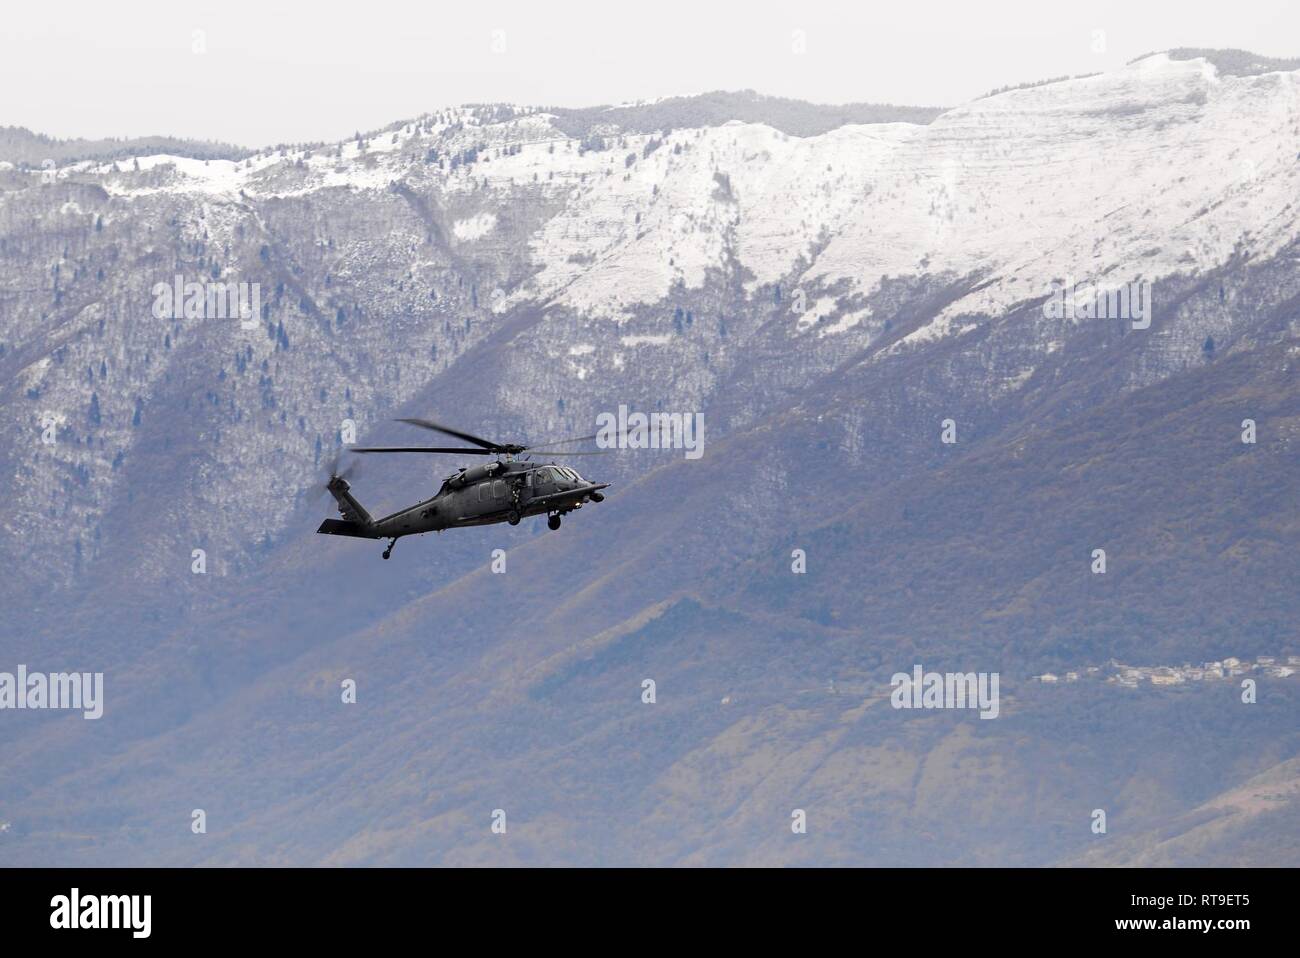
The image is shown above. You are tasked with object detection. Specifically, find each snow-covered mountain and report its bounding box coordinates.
[1,51,1297,866]
[4,52,1296,595]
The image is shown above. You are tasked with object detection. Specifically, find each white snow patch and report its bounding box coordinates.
[1002,367,1036,391]
[809,55,1300,344]
[819,308,870,336]
[796,296,840,331]
[453,212,497,242]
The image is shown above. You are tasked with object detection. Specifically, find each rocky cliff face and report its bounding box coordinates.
[1,52,1297,865]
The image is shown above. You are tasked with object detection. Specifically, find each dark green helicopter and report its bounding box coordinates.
[317,418,611,559]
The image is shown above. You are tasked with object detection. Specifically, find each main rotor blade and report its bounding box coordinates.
[352,446,494,455]
[394,418,501,450]
[523,432,600,451]
[538,450,614,457]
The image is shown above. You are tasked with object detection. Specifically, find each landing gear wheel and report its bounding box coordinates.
[508,510,521,526]
[547,514,561,531]
[382,539,396,560]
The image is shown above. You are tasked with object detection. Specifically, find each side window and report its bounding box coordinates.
[493,479,506,499]
[478,482,489,502]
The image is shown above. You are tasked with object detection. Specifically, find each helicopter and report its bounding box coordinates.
[316,418,611,559]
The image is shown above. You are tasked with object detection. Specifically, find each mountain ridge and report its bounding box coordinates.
[7,47,1294,165]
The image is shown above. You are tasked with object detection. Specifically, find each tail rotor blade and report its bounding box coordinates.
[336,454,362,481]
[313,449,361,503]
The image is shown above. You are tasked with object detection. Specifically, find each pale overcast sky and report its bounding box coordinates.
[2,0,1297,147]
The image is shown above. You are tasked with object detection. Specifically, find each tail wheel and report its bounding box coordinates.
[547,514,561,531]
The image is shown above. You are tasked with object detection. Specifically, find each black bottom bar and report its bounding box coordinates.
[0,867,1288,945]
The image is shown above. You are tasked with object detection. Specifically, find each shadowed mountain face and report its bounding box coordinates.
[1,52,1298,866]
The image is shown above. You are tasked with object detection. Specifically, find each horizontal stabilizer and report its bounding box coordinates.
[317,518,380,539]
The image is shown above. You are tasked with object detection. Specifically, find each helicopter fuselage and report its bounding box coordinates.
[317,458,608,543]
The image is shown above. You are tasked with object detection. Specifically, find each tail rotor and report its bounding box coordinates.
[312,450,363,504]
